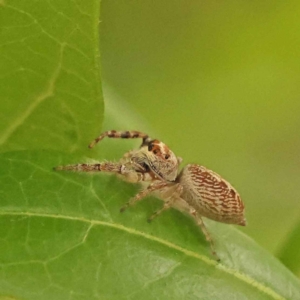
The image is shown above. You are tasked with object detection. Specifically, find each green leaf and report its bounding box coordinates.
[0,150,300,300]
[1,1,300,299]
[0,0,103,153]
[278,221,300,278]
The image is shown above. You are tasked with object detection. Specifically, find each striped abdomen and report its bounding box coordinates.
[178,164,246,226]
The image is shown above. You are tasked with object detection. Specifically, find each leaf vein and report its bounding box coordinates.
[0,211,286,300]
[0,42,66,146]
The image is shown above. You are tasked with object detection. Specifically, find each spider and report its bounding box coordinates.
[55,130,246,260]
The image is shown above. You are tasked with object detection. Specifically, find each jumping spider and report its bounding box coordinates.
[55,130,246,260]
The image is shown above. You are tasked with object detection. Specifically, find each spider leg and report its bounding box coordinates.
[147,183,182,222]
[54,161,149,184]
[54,162,122,173]
[189,208,219,261]
[89,130,151,148]
[120,181,169,212]
[161,191,220,260]
[147,201,173,222]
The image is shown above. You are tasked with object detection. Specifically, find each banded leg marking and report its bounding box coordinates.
[89,130,150,148]
[54,162,122,173]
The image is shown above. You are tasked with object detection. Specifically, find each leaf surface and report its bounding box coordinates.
[0,0,103,153]
[0,150,300,300]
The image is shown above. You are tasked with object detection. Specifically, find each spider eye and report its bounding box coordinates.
[165,154,170,159]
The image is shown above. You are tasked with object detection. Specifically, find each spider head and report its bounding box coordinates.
[138,139,182,181]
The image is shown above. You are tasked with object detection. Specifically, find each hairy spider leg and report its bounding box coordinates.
[143,184,220,260]
[89,130,151,149]
[147,201,173,223]
[54,162,151,183]
[54,162,121,172]
[147,183,183,222]
[151,188,220,260]
[120,181,169,212]
[189,207,219,260]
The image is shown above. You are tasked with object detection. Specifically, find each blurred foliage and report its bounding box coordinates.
[278,220,300,277]
[100,0,300,256]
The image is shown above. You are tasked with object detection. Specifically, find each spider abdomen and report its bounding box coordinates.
[178,164,246,226]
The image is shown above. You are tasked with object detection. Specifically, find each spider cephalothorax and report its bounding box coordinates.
[134,138,181,181]
[55,130,246,260]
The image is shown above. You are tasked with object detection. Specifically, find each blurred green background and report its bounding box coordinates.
[100,0,300,257]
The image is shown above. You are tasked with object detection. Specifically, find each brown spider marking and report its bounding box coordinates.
[55,130,246,261]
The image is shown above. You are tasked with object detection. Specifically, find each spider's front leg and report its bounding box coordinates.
[88,130,151,148]
[55,162,121,173]
[54,161,146,183]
